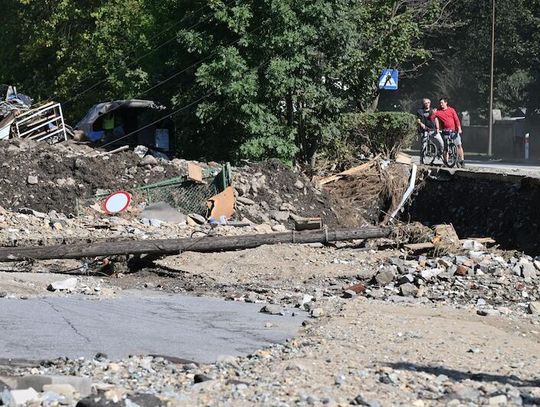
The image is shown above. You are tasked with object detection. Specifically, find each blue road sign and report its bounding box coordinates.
[378,69,399,90]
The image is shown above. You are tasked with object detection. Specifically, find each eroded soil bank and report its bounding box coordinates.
[406,169,540,255]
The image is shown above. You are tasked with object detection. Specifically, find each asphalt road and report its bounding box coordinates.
[0,292,305,363]
[408,153,540,177]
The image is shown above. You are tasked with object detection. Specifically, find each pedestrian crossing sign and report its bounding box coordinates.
[378,69,399,90]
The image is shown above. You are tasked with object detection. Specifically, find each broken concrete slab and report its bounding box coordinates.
[0,375,92,396]
[47,277,78,292]
[2,387,39,406]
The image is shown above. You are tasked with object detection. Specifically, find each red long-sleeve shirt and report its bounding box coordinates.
[430,107,461,131]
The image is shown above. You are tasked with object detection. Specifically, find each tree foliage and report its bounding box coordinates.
[3,0,501,163]
[173,0,444,163]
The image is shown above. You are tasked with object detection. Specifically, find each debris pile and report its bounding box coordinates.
[234,160,340,228]
[363,242,540,315]
[0,139,214,214]
[0,85,68,143]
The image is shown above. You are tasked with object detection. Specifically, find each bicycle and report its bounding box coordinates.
[441,130,459,168]
[420,130,441,166]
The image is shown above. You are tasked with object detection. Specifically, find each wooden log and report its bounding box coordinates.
[290,215,322,231]
[0,227,391,262]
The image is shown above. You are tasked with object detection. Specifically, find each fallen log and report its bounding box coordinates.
[0,227,391,262]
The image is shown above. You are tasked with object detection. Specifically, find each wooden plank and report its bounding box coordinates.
[0,227,392,262]
[318,154,380,186]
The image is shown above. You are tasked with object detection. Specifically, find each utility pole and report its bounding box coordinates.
[488,0,496,156]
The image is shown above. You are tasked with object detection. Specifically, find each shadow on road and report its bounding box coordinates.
[388,362,540,404]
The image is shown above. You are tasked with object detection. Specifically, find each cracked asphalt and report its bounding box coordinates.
[0,290,305,363]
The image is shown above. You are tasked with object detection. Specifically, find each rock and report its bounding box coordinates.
[47,277,78,292]
[311,308,324,318]
[237,196,256,205]
[344,283,366,295]
[193,374,213,384]
[455,265,468,276]
[42,383,76,398]
[134,145,149,158]
[398,274,415,285]
[477,309,500,317]
[512,264,522,276]
[140,202,187,225]
[187,213,206,225]
[269,210,290,222]
[76,395,122,406]
[294,180,304,189]
[18,208,46,218]
[13,375,92,396]
[279,203,296,212]
[342,290,357,299]
[399,283,418,297]
[375,267,396,286]
[335,374,345,385]
[421,268,443,280]
[272,224,287,232]
[488,395,508,405]
[260,304,283,315]
[449,384,480,402]
[26,175,38,185]
[254,224,273,234]
[522,262,537,282]
[126,393,162,407]
[139,155,158,166]
[462,239,485,250]
[2,388,39,406]
[528,301,540,315]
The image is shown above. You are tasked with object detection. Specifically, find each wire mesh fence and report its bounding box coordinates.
[76,163,232,217]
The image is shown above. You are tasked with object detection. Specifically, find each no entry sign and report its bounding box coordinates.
[102,191,132,214]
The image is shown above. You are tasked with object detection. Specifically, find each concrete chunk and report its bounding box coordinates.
[47,277,78,292]
[2,388,39,406]
[3,375,92,397]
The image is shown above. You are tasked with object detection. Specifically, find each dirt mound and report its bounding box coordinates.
[0,139,187,215]
[234,160,340,227]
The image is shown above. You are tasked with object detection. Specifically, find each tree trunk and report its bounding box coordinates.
[0,227,391,262]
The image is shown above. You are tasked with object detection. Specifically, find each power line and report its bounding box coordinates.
[82,23,265,131]
[94,45,284,152]
[137,25,263,98]
[62,3,214,106]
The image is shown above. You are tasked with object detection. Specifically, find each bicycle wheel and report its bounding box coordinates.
[423,141,437,165]
[444,143,458,168]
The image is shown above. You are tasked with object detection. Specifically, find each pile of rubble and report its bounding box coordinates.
[364,243,540,316]
[0,139,197,214]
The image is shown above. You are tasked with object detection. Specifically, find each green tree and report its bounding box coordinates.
[172,0,444,164]
[0,0,155,119]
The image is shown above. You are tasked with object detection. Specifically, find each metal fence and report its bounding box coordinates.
[76,163,232,217]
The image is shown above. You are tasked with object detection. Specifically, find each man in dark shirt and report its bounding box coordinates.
[417,98,442,151]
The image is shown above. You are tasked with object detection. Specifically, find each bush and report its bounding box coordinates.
[340,112,416,158]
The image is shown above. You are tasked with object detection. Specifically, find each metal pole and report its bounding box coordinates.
[488,0,496,156]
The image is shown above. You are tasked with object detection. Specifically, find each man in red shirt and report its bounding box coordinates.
[431,97,464,167]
